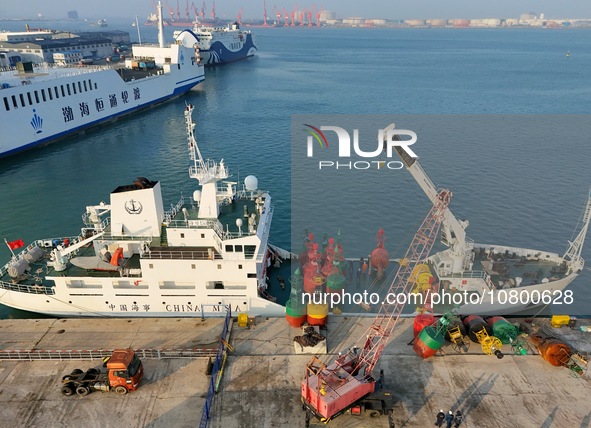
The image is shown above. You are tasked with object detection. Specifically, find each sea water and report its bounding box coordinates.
[1,20,590,317]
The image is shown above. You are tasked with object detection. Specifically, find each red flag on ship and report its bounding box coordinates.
[7,239,24,250]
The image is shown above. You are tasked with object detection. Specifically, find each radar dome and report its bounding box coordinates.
[236,218,243,227]
[244,175,258,191]
[193,190,202,202]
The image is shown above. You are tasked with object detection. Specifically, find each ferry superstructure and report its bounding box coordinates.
[0,104,287,317]
[178,22,257,65]
[0,2,205,158]
[390,125,591,315]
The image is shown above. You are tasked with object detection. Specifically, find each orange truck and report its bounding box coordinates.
[60,349,143,396]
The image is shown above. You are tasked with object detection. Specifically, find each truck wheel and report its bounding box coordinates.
[61,383,75,397]
[71,369,83,375]
[369,410,380,418]
[114,386,128,395]
[76,385,90,396]
[62,375,74,381]
[87,368,99,375]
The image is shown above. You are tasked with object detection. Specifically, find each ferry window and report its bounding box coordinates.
[180,233,185,238]
[3,97,9,111]
[247,273,257,278]
[214,282,224,289]
[83,80,87,91]
[201,234,205,238]
[191,264,196,269]
[238,264,242,269]
[72,83,77,94]
[27,92,32,105]
[78,81,82,92]
[88,79,92,90]
[94,82,97,90]
[19,93,25,107]
[225,245,233,252]
[217,264,222,270]
[47,88,52,100]
[55,86,60,98]
[66,84,71,96]
[34,90,39,103]
[60,85,65,97]
[235,245,243,253]
[244,245,256,259]
[11,95,17,108]
[149,264,153,269]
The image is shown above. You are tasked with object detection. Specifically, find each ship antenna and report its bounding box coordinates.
[135,16,142,46]
[185,103,205,170]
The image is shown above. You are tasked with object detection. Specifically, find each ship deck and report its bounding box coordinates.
[471,249,568,288]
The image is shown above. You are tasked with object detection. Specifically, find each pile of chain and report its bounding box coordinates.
[293,326,326,348]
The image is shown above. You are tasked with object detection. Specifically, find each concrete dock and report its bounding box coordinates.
[0,316,589,427]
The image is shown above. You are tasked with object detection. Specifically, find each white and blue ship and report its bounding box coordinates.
[0,3,205,158]
[176,22,257,66]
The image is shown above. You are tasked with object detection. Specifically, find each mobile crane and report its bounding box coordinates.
[301,183,452,426]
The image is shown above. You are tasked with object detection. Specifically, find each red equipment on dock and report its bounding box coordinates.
[301,189,452,425]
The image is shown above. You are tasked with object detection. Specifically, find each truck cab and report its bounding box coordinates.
[106,349,143,392]
[61,348,143,397]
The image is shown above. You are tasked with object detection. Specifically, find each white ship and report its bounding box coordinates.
[390,126,591,316]
[0,2,205,158]
[0,104,289,317]
[177,22,257,66]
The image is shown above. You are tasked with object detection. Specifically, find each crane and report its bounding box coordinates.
[200,1,206,21]
[389,124,473,275]
[263,0,268,27]
[301,182,452,425]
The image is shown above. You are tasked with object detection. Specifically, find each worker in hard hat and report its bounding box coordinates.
[435,409,445,427]
[445,410,454,428]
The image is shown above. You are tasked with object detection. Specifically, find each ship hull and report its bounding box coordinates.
[0,44,204,157]
[199,33,257,65]
[452,272,579,316]
[0,287,286,317]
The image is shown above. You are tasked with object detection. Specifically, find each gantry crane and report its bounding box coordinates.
[301,187,453,426]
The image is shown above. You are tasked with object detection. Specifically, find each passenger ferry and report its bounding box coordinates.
[176,22,257,65]
[0,3,205,158]
[0,104,290,317]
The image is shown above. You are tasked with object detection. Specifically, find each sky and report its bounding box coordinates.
[0,1,590,21]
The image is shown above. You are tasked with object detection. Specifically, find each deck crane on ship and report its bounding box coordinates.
[301,186,453,426]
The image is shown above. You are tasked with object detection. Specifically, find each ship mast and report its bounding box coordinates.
[157,0,165,48]
[184,104,228,219]
[563,190,591,271]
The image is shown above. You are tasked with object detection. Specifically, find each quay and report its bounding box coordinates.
[0,316,589,427]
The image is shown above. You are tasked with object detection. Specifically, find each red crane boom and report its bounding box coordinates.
[301,188,452,422]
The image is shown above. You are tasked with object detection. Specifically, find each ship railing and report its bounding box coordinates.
[163,196,186,224]
[142,249,223,260]
[82,213,111,230]
[0,347,217,361]
[0,280,55,295]
[199,306,233,428]
[437,269,496,291]
[166,218,251,241]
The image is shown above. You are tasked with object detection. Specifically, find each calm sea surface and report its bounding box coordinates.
[1,19,590,317]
